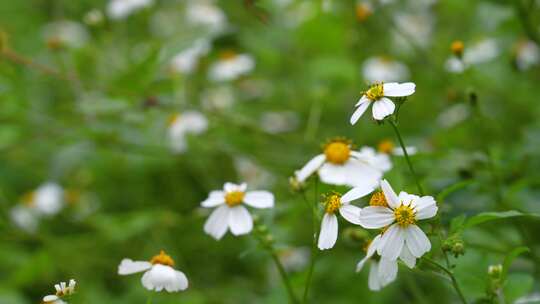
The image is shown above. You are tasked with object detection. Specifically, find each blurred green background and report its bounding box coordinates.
[1,0,540,303]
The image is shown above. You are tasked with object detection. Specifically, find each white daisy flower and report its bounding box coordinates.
[392,12,433,51]
[514,40,540,71]
[168,111,208,154]
[376,139,417,157]
[201,182,274,240]
[356,234,416,291]
[359,179,437,260]
[107,0,153,20]
[445,39,499,74]
[350,82,416,124]
[10,205,38,232]
[362,56,410,83]
[201,85,235,110]
[317,185,374,250]
[170,39,211,74]
[185,1,227,33]
[208,51,255,82]
[42,279,76,304]
[352,146,393,172]
[295,138,385,188]
[43,21,89,49]
[118,250,188,292]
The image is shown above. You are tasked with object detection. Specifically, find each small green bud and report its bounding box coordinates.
[451,241,465,257]
[488,264,503,279]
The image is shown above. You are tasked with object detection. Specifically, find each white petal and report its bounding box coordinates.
[398,192,418,206]
[296,154,325,182]
[380,179,399,209]
[118,259,152,275]
[359,206,395,229]
[319,160,381,188]
[368,262,382,291]
[356,256,369,273]
[378,224,405,260]
[243,191,274,208]
[141,264,187,292]
[372,97,395,120]
[228,206,253,236]
[341,184,375,203]
[367,234,382,258]
[399,245,416,268]
[413,196,438,220]
[404,225,431,258]
[352,149,393,172]
[378,257,398,287]
[392,146,417,156]
[317,213,338,250]
[355,95,370,106]
[350,99,370,125]
[224,182,246,193]
[383,82,416,97]
[339,204,362,225]
[43,295,59,301]
[201,191,225,207]
[203,205,230,240]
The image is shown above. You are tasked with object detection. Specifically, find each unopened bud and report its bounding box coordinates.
[451,241,465,257]
[488,264,503,279]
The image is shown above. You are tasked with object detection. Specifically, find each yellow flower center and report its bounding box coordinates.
[451,40,464,57]
[220,50,237,61]
[22,192,35,207]
[377,139,395,154]
[150,250,175,266]
[369,191,388,207]
[167,113,180,126]
[324,141,351,165]
[394,204,416,227]
[225,191,245,207]
[324,194,342,214]
[355,3,372,22]
[365,83,384,101]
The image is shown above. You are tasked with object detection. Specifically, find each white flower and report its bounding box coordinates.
[295,139,385,188]
[392,12,433,52]
[118,251,188,292]
[42,279,76,304]
[260,111,299,134]
[352,146,392,172]
[515,40,540,71]
[208,52,255,82]
[201,85,235,110]
[356,234,416,291]
[10,205,38,232]
[33,183,64,216]
[201,182,274,240]
[318,185,374,250]
[107,0,153,20]
[43,21,89,49]
[362,57,410,83]
[168,111,208,153]
[42,295,67,304]
[445,39,500,73]
[359,180,437,260]
[185,1,227,33]
[170,39,210,74]
[350,82,415,124]
[376,139,417,157]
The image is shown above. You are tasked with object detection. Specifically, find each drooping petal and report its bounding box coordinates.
[203,205,230,240]
[350,99,370,125]
[372,97,395,120]
[317,213,338,250]
[359,206,395,229]
[201,191,225,207]
[378,257,398,286]
[228,206,253,236]
[141,264,188,292]
[356,256,369,273]
[341,183,375,203]
[339,204,362,225]
[118,259,152,275]
[296,154,326,182]
[380,179,400,209]
[404,225,431,257]
[378,224,405,260]
[399,245,416,268]
[383,82,416,97]
[368,261,382,291]
[243,191,274,208]
[413,196,438,220]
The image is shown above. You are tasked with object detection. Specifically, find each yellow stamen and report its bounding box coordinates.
[324,193,342,214]
[21,192,35,207]
[225,191,245,207]
[365,83,384,101]
[369,191,388,207]
[394,204,416,227]
[150,250,175,266]
[219,50,237,60]
[323,140,351,165]
[355,3,372,22]
[377,139,394,154]
[451,40,464,57]
[167,113,180,126]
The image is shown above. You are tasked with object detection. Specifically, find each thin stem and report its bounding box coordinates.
[146,293,153,304]
[423,257,468,304]
[388,120,424,195]
[270,251,299,304]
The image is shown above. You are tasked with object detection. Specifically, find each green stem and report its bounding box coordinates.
[423,257,468,304]
[388,120,424,195]
[270,250,299,304]
[146,293,153,304]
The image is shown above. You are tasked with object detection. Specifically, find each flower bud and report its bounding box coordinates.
[488,264,503,279]
[451,241,465,257]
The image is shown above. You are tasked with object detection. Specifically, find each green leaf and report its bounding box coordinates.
[450,214,467,234]
[436,180,474,204]
[502,246,529,281]
[503,273,533,303]
[464,211,540,228]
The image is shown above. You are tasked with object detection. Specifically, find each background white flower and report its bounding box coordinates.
[107,0,153,20]
[186,1,227,33]
[208,52,255,82]
[201,182,274,240]
[515,40,540,71]
[118,251,188,292]
[362,56,410,83]
[350,82,416,123]
[359,180,437,260]
[445,38,500,73]
[168,111,208,154]
[170,39,211,74]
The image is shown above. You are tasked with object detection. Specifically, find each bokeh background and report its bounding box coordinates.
[1,0,540,303]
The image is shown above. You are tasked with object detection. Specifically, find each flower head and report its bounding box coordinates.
[359,179,437,260]
[295,139,387,188]
[168,111,208,154]
[208,51,255,82]
[201,182,274,240]
[362,56,410,83]
[107,0,154,20]
[318,185,374,250]
[350,82,416,124]
[42,279,76,304]
[118,250,188,292]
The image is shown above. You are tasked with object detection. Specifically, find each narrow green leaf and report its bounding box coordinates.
[464,210,540,228]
